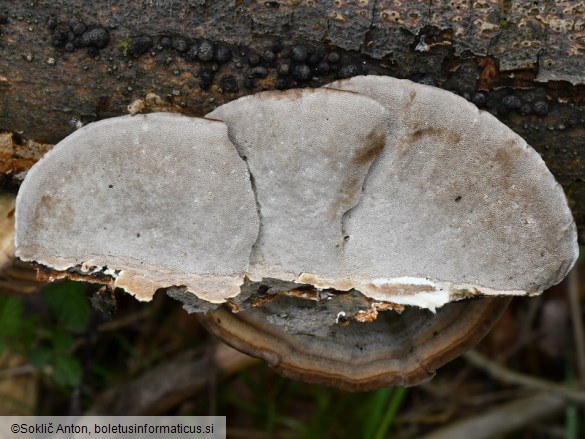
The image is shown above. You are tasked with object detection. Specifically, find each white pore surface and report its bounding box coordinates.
[15,113,259,302]
[207,88,391,281]
[321,76,578,305]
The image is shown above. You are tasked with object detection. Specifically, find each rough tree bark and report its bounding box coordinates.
[1,0,584,238]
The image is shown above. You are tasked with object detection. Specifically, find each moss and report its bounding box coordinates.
[117,38,130,56]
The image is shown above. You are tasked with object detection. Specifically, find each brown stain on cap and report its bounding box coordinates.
[411,127,462,145]
[353,130,386,166]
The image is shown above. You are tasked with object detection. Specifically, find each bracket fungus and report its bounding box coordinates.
[14,77,578,389]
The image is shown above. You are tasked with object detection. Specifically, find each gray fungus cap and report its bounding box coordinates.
[15,112,259,302]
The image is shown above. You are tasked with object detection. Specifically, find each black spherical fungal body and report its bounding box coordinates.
[46,17,57,30]
[173,38,188,52]
[502,95,522,111]
[160,36,172,48]
[327,51,341,63]
[214,45,232,63]
[472,92,487,107]
[199,67,214,90]
[291,44,309,62]
[127,36,153,58]
[337,64,360,79]
[187,43,200,60]
[77,27,110,49]
[199,67,214,83]
[52,25,69,42]
[567,113,583,127]
[198,40,214,62]
[247,51,260,66]
[87,47,99,58]
[261,50,276,63]
[248,66,268,79]
[533,100,550,116]
[278,62,290,76]
[72,22,86,36]
[292,64,311,81]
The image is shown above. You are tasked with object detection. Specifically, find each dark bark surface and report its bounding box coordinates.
[1,1,584,238]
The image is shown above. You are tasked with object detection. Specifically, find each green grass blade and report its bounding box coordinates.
[373,387,407,439]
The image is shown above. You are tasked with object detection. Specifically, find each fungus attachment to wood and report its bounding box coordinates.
[14,78,578,389]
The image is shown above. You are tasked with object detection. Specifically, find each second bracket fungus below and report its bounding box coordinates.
[14,78,579,389]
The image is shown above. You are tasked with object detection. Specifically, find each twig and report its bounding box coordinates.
[464,350,585,404]
[568,267,585,383]
[87,342,258,415]
[462,387,529,406]
[97,308,152,332]
[69,308,154,354]
[420,393,565,439]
